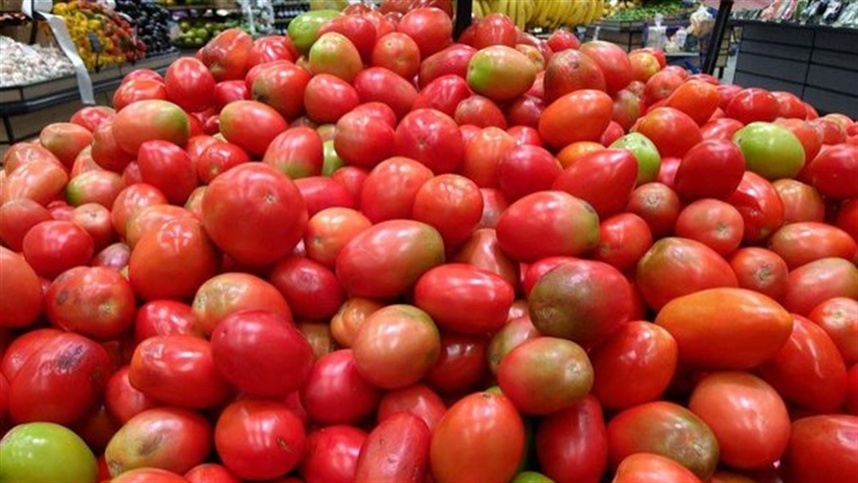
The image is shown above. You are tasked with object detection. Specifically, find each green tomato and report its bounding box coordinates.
[287,10,340,56]
[611,132,662,185]
[322,139,345,176]
[512,471,555,483]
[0,422,98,483]
[732,122,806,180]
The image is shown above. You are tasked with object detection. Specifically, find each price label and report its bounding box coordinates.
[87,31,104,54]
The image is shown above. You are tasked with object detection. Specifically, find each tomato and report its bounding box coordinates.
[455,95,508,129]
[200,28,253,81]
[496,191,600,263]
[733,122,806,180]
[134,140,196,205]
[459,126,517,188]
[333,106,396,169]
[701,117,744,141]
[191,272,291,337]
[552,148,638,219]
[837,198,858,244]
[359,157,433,223]
[70,105,115,132]
[542,49,605,103]
[726,171,785,244]
[773,179,825,224]
[810,143,858,200]
[470,13,516,48]
[412,174,483,248]
[413,75,472,118]
[782,257,858,316]
[93,242,131,272]
[2,159,68,207]
[164,57,216,114]
[300,425,367,483]
[368,31,418,79]
[396,7,451,58]
[451,227,519,288]
[530,395,607,482]
[612,88,643,132]
[336,220,444,299]
[782,415,858,483]
[377,383,446,433]
[353,67,419,121]
[184,464,239,483]
[724,88,779,124]
[592,213,653,272]
[300,349,381,424]
[125,205,195,251]
[355,412,430,483]
[303,74,360,124]
[634,107,702,159]
[129,334,232,409]
[65,170,124,211]
[776,118,824,165]
[0,198,52,251]
[655,288,793,369]
[674,199,744,256]
[423,332,488,395]
[539,90,613,149]
[219,100,289,156]
[112,100,189,156]
[418,44,476,87]
[44,266,135,340]
[674,139,745,201]
[664,80,720,126]
[808,297,858,366]
[486,315,540,375]
[269,257,345,321]
[613,453,702,483]
[112,468,189,482]
[104,407,210,477]
[848,364,858,415]
[607,401,719,480]
[727,247,789,301]
[769,222,857,269]
[302,207,371,269]
[575,40,632,95]
[0,247,43,329]
[38,122,93,169]
[7,332,111,425]
[430,390,524,482]
[112,78,168,111]
[196,141,250,184]
[213,399,306,481]
[21,220,92,279]
[104,366,158,424]
[318,14,376,63]
[644,70,684,106]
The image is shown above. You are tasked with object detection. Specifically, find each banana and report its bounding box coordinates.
[473,0,484,18]
[534,0,550,27]
[583,0,599,25]
[523,0,535,26]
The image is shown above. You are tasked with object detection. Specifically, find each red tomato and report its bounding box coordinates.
[837,198,858,244]
[808,297,858,366]
[644,70,684,106]
[164,57,216,113]
[412,174,483,248]
[0,247,44,329]
[773,179,825,224]
[352,304,440,389]
[38,122,92,169]
[452,227,519,288]
[725,88,780,124]
[486,314,540,375]
[539,90,614,149]
[701,117,744,141]
[414,263,514,335]
[664,80,720,126]
[429,390,524,483]
[459,126,517,188]
[65,171,124,212]
[674,139,745,201]
[213,80,250,111]
[333,106,397,169]
[112,468,189,483]
[552,148,638,219]
[655,288,793,370]
[590,321,677,410]
[578,40,632,95]
[22,220,93,279]
[848,364,858,415]
[809,143,858,200]
[395,109,464,174]
[424,332,489,395]
[191,272,291,335]
[634,107,703,158]
[104,366,158,424]
[196,141,250,184]
[269,257,345,320]
[360,156,434,222]
[471,13,517,48]
[782,415,858,483]
[0,198,52,251]
[418,44,476,87]
[199,28,253,81]
[70,105,115,132]
[613,453,702,483]
[396,7,452,58]
[353,67,419,121]
[593,213,653,272]
[136,140,197,205]
[125,205,195,250]
[782,257,858,316]
[626,183,682,239]
[303,207,371,268]
[112,79,168,111]
[185,464,239,483]
[318,14,377,62]
[252,62,312,120]
[45,266,135,340]
[758,314,847,412]
[769,222,857,269]
[607,401,719,480]
[300,349,381,425]
[412,74,472,118]
[105,407,211,477]
[302,74,360,124]
[535,395,607,483]
[93,242,131,272]
[371,32,420,79]
[215,399,306,481]
[728,247,789,301]
[354,412,430,483]
[300,425,367,483]
[726,171,785,244]
[219,100,288,157]
[506,96,545,129]
[455,95,507,129]
[674,199,744,256]
[2,159,69,207]
[377,383,447,433]
[112,100,190,156]
[776,118,824,164]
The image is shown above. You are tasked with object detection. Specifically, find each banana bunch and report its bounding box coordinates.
[474,0,605,29]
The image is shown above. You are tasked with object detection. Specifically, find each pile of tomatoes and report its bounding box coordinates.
[0,5,857,483]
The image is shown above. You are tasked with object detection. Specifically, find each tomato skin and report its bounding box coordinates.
[203,163,307,267]
[539,90,614,149]
[773,179,825,224]
[612,453,702,483]
[674,199,745,256]
[635,107,703,159]
[701,117,744,141]
[728,247,789,301]
[607,401,719,480]
[164,57,217,114]
[333,106,397,169]
[665,80,720,126]
[215,399,306,481]
[200,28,253,81]
[782,415,858,483]
[304,207,372,268]
[590,321,678,410]
[300,349,381,425]
[413,75,472,118]
[270,256,345,321]
[487,315,540,375]
[354,412,430,483]
[336,220,445,299]
[534,395,607,483]
[637,237,739,311]
[191,272,291,336]
[184,464,239,483]
[0,198,52,251]
[758,314,847,412]
[655,288,793,370]
[674,139,745,201]
[809,143,858,200]
[395,109,465,174]
[104,366,158,424]
[136,140,197,206]
[0,247,44,329]
[377,383,447,433]
[8,332,111,425]
[412,174,483,249]
[847,364,858,415]
[300,425,367,483]
[782,257,858,316]
[769,222,857,269]
[430,390,525,483]
[45,266,135,340]
[110,184,168,239]
[129,335,232,410]
[593,213,653,273]
[724,88,780,124]
[68,203,117,252]
[808,297,858,366]
[22,220,94,280]
[360,156,434,223]
[423,332,488,395]
[219,100,289,156]
[112,468,189,482]
[105,407,211,477]
[418,44,476,88]
[353,67,419,121]
[553,149,638,219]
[112,100,190,156]
[726,171,785,244]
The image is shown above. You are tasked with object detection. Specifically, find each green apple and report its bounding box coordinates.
[611,132,662,186]
[732,122,806,180]
[0,422,98,483]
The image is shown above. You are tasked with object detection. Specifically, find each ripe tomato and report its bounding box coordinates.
[252,62,313,120]
[725,88,779,124]
[396,7,452,58]
[0,247,44,329]
[459,126,517,188]
[269,257,345,320]
[487,315,540,375]
[93,242,131,272]
[413,74,472,117]
[701,117,744,141]
[674,199,744,256]
[808,297,858,366]
[674,139,745,201]
[455,94,508,128]
[360,156,434,223]
[607,401,719,480]
[552,148,638,219]
[164,57,216,114]
[534,395,607,483]
[300,349,381,425]
[0,198,52,251]
[726,171,785,244]
[353,67,419,121]
[634,107,703,158]
[22,220,93,279]
[430,390,524,482]
[303,207,372,268]
[219,100,289,156]
[184,464,239,483]
[593,213,653,272]
[111,468,189,483]
[809,143,858,200]
[727,247,789,301]
[2,158,68,207]
[578,40,632,95]
[424,332,489,395]
[613,453,702,483]
[377,383,447,433]
[769,222,857,269]
[303,74,360,124]
[191,272,291,335]
[195,141,250,184]
[318,14,377,62]
[781,415,858,483]
[70,105,115,132]
[215,399,305,481]
[418,44,476,87]
[773,179,825,224]
[539,90,614,149]
[782,257,858,316]
[626,182,682,239]
[412,174,483,248]
[136,140,197,205]
[104,366,158,424]
[655,288,793,369]
[664,80,720,126]
[333,106,396,169]
[112,100,190,155]
[355,412,430,483]
[395,109,464,175]
[300,425,367,483]
[45,266,135,340]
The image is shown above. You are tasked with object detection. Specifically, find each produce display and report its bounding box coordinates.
[735,0,858,28]
[175,17,241,48]
[473,0,606,29]
[51,0,146,69]
[114,0,176,57]
[0,35,76,87]
[2,5,858,483]
[603,0,689,22]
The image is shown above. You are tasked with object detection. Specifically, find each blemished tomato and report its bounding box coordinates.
[529,259,633,348]
[104,407,211,477]
[781,415,858,483]
[726,171,785,244]
[534,395,607,483]
[354,412,430,483]
[612,453,702,483]
[360,156,434,223]
[607,401,719,480]
[688,371,789,470]
[626,182,682,239]
[210,310,313,397]
[498,336,593,415]
[215,399,306,481]
[655,288,793,370]
[539,90,614,149]
[191,272,292,335]
[300,349,381,425]
[590,321,678,410]
[351,304,440,389]
[424,332,489,395]
[129,334,232,409]
[673,139,745,201]
[633,107,703,159]
[430,390,524,483]
[674,199,745,256]
[0,247,44,329]
[552,148,638,219]
[593,213,653,272]
[45,266,135,340]
[808,297,858,366]
[782,257,858,316]
[22,220,93,280]
[758,314,847,412]
[219,100,289,156]
[377,383,447,433]
[104,366,158,424]
[300,425,367,483]
[414,263,514,335]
